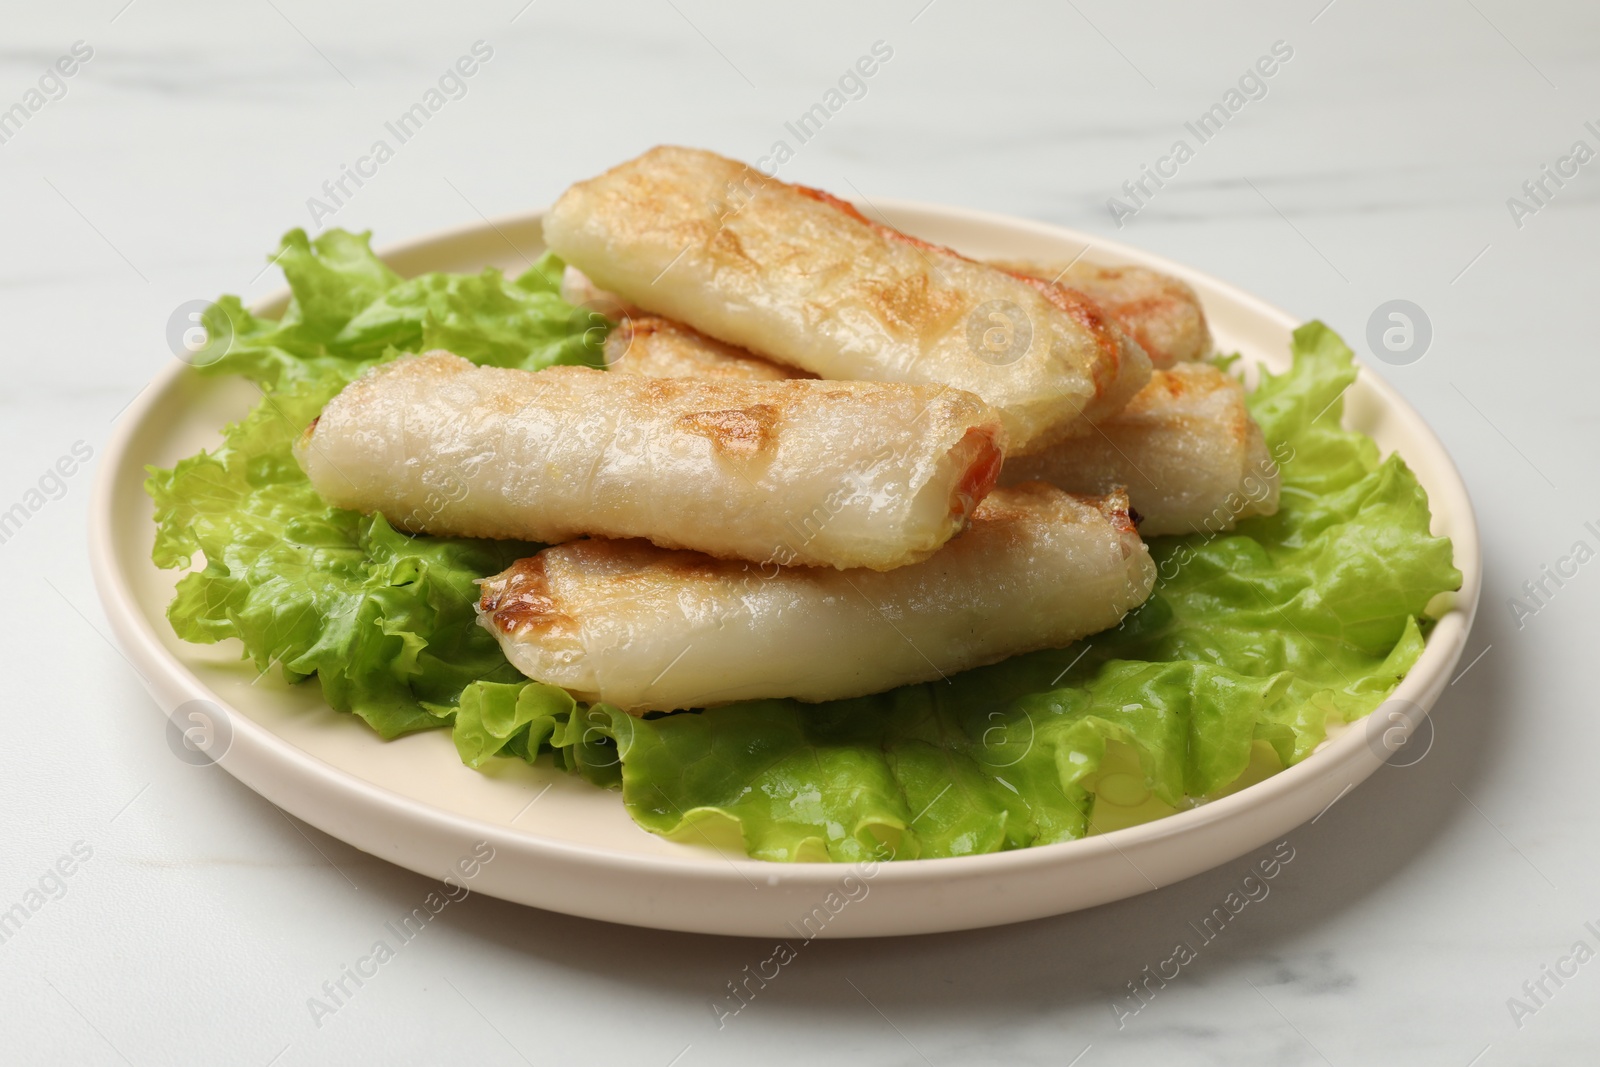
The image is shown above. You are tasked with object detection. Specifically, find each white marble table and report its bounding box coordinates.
[3,1,1596,1063]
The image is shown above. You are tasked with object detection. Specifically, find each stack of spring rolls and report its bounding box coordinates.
[296,146,1281,713]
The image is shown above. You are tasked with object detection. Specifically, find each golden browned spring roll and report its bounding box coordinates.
[295,351,1003,571]
[604,316,1276,537]
[578,259,1209,375]
[542,145,1151,453]
[604,315,808,381]
[477,484,1155,712]
[989,259,1212,367]
[1002,363,1279,536]
[559,262,637,321]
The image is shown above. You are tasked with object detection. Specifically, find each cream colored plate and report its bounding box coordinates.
[89,203,1481,937]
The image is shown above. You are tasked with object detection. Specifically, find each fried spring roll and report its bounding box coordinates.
[542,146,1151,453]
[604,317,1277,537]
[295,352,1003,571]
[1002,363,1279,536]
[478,484,1155,712]
[604,314,808,381]
[989,259,1212,367]
[576,259,1210,373]
[559,263,637,321]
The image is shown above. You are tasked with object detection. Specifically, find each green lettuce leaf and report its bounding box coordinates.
[147,230,586,738]
[194,229,598,388]
[149,231,1460,862]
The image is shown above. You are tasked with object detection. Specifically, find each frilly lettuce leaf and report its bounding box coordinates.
[193,229,598,388]
[149,231,1461,861]
[147,230,586,738]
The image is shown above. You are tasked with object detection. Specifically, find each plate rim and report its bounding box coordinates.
[89,200,1483,918]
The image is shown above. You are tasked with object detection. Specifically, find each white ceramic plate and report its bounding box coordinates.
[90,203,1481,938]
